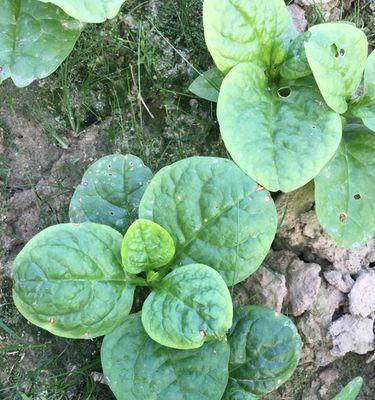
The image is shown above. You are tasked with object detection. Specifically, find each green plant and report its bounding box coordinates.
[12,154,301,399]
[190,0,375,248]
[0,0,127,87]
[332,376,363,400]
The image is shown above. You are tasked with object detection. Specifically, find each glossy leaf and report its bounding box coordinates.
[69,154,153,234]
[37,0,126,23]
[332,377,363,400]
[12,223,135,339]
[0,0,83,87]
[101,313,230,400]
[315,125,375,248]
[203,0,296,73]
[305,23,368,114]
[226,306,302,398]
[139,157,277,286]
[217,63,342,192]
[121,219,175,274]
[189,67,224,102]
[142,264,233,350]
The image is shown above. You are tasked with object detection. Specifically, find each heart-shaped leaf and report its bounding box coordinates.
[121,219,175,274]
[225,306,302,398]
[139,157,277,286]
[0,0,83,87]
[36,0,126,23]
[332,377,363,400]
[142,264,233,350]
[203,0,296,74]
[101,313,230,400]
[304,23,368,114]
[314,124,375,248]
[217,63,342,192]
[189,67,224,102]
[12,222,135,339]
[69,154,153,234]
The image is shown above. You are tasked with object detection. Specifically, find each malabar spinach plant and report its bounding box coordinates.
[190,0,375,249]
[12,154,302,399]
[0,0,127,87]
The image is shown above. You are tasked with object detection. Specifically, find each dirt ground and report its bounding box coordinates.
[0,1,374,399]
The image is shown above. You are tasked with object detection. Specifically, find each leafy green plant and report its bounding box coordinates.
[332,376,363,400]
[0,0,127,87]
[12,154,301,399]
[191,0,375,248]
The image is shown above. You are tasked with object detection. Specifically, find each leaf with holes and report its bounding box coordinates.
[12,223,135,339]
[141,264,233,350]
[69,154,153,234]
[121,219,175,274]
[332,376,363,400]
[225,306,302,398]
[139,157,277,286]
[101,313,230,400]
[189,67,224,102]
[203,0,296,74]
[314,124,375,248]
[217,63,342,192]
[304,23,368,114]
[36,0,126,22]
[0,0,83,87]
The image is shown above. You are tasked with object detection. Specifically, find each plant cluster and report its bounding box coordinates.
[0,0,127,87]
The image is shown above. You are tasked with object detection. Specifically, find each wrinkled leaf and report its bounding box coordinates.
[223,387,258,400]
[69,154,153,234]
[203,0,296,73]
[139,157,277,286]
[332,377,363,400]
[305,23,368,114]
[37,0,126,22]
[189,67,224,102]
[142,264,233,350]
[101,313,230,400]
[12,223,135,339]
[217,63,342,192]
[121,219,175,274]
[0,0,83,87]
[226,306,302,398]
[315,125,375,248]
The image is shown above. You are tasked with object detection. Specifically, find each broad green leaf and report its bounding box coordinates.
[0,0,83,87]
[121,219,175,274]
[142,264,233,350]
[280,32,311,80]
[203,0,296,74]
[223,387,258,400]
[314,125,375,248]
[217,63,342,192]
[363,50,375,99]
[189,67,224,102]
[69,154,153,234]
[226,306,302,398]
[139,157,277,286]
[36,0,126,23]
[305,23,368,114]
[12,222,135,339]
[101,313,230,400]
[332,377,363,400]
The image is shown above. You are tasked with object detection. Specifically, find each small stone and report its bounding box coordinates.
[324,270,354,293]
[288,4,308,33]
[349,270,375,318]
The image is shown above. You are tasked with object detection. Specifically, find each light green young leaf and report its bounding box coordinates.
[36,0,126,23]
[142,264,233,350]
[12,223,135,339]
[314,124,375,248]
[217,63,342,192]
[189,67,224,102]
[0,0,83,87]
[332,377,363,400]
[226,306,302,398]
[121,219,175,274]
[101,313,230,400]
[203,0,296,74]
[69,154,153,234]
[305,23,368,114]
[139,157,277,286]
